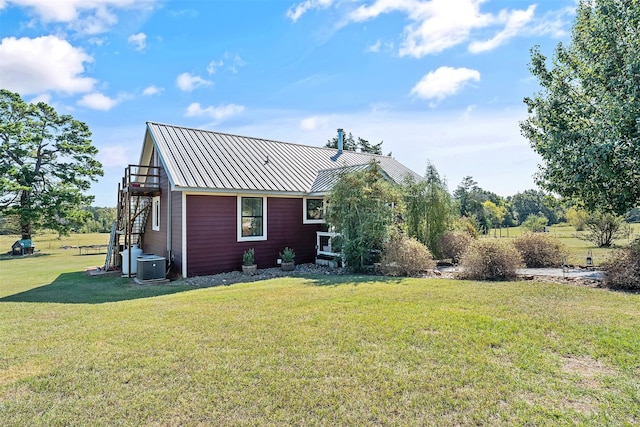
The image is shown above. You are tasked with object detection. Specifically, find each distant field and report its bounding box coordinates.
[482,223,639,266]
[1,235,639,425]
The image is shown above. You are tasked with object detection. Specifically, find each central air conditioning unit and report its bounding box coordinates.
[137,255,166,280]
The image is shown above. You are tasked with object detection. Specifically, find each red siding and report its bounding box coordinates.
[186,195,322,276]
[170,192,182,274]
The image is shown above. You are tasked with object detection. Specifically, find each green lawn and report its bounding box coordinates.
[1,239,639,425]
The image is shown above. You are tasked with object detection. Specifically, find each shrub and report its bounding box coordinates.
[279,247,295,262]
[380,231,436,277]
[458,239,523,281]
[437,231,473,264]
[513,232,568,268]
[521,214,548,232]
[581,211,629,247]
[242,248,255,266]
[604,238,640,291]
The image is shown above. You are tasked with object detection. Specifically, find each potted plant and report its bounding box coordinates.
[279,247,295,271]
[242,248,257,275]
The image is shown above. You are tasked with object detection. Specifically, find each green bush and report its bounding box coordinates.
[513,232,568,268]
[604,239,640,291]
[521,214,548,232]
[458,239,523,281]
[380,231,435,277]
[437,231,473,264]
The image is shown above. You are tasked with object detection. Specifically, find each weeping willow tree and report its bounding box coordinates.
[326,161,402,272]
[402,162,454,258]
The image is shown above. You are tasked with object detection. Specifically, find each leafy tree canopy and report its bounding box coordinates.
[521,0,640,214]
[453,176,513,229]
[509,189,561,225]
[326,161,401,272]
[0,89,103,239]
[325,131,384,155]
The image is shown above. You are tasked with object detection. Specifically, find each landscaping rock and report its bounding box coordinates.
[186,263,347,288]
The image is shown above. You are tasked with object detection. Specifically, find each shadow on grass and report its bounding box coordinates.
[0,271,193,304]
[0,253,50,262]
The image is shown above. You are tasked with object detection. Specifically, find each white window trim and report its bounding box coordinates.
[303,197,326,224]
[152,195,161,231]
[237,196,268,242]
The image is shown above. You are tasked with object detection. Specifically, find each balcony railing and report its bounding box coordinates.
[122,164,161,195]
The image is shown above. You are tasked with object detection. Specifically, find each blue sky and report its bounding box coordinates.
[0,0,576,207]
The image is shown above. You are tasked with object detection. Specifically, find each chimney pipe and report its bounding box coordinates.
[337,128,344,153]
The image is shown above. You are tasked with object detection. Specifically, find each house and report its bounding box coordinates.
[113,122,421,278]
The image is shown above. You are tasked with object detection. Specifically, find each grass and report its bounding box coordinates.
[1,236,639,425]
[483,223,640,266]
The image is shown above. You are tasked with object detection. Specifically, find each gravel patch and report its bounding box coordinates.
[185,263,605,289]
[186,263,348,288]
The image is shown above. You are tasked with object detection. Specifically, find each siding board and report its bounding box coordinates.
[186,195,322,276]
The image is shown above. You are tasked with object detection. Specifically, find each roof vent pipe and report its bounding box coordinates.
[337,128,344,154]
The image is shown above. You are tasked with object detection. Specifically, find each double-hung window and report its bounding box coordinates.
[238,196,267,241]
[303,198,325,224]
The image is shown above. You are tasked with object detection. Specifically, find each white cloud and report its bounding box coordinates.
[88,37,106,46]
[348,0,540,57]
[142,85,162,96]
[127,32,147,51]
[410,66,480,104]
[300,115,330,130]
[98,144,129,168]
[185,102,245,121]
[1,0,158,34]
[286,0,334,22]
[29,93,51,104]
[526,6,575,39]
[0,35,96,94]
[224,52,246,74]
[78,92,122,110]
[367,39,382,53]
[469,5,536,53]
[206,59,224,75]
[176,72,212,91]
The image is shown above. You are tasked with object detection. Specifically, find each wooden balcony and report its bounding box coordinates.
[121,164,161,196]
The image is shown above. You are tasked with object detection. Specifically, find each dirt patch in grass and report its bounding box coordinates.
[561,355,617,387]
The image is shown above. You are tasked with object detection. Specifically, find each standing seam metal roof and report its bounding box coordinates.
[147,122,422,194]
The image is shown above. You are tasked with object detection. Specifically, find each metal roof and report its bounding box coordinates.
[146,122,422,194]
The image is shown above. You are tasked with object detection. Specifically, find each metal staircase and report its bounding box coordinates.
[104,164,160,275]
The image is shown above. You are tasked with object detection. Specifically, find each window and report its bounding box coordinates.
[303,198,325,224]
[238,196,267,241]
[152,196,160,231]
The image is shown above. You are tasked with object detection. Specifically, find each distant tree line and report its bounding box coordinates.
[0,206,115,235]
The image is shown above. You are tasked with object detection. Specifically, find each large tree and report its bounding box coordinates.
[521,0,640,214]
[509,189,561,225]
[0,89,103,239]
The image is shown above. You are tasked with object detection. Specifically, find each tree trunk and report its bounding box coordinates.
[20,190,31,240]
[20,221,31,240]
